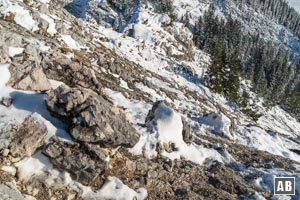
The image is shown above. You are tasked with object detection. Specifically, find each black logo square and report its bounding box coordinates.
[274,177,295,195]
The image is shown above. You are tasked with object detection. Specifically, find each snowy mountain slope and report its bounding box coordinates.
[213,0,300,59]
[0,0,300,199]
[72,0,300,59]
[288,0,300,13]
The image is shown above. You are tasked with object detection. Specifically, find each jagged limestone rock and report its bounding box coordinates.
[6,43,52,91]
[38,18,49,34]
[0,28,23,61]
[43,139,108,185]
[41,55,101,91]
[45,85,140,147]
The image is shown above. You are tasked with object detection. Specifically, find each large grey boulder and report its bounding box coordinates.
[43,139,108,185]
[45,85,140,147]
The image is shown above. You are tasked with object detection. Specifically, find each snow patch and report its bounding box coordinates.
[60,35,82,50]
[40,14,57,36]
[287,0,300,13]
[49,79,64,90]
[82,177,147,200]
[105,88,152,124]
[132,24,154,43]
[39,0,50,4]
[1,3,38,32]
[8,47,24,57]
[0,63,10,88]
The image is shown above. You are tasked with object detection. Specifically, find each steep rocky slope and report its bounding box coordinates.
[0,0,300,200]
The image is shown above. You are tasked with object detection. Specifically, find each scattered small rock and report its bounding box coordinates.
[1,97,13,107]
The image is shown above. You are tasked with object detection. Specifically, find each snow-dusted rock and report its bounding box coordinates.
[0,29,23,48]
[1,3,39,32]
[41,55,101,91]
[145,101,191,145]
[145,101,184,145]
[39,3,49,14]
[201,113,234,140]
[0,29,23,60]
[1,166,17,176]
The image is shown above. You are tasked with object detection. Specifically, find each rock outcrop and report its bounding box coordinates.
[106,148,270,200]
[0,28,23,61]
[45,85,140,147]
[41,55,101,91]
[43,139,108,185]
